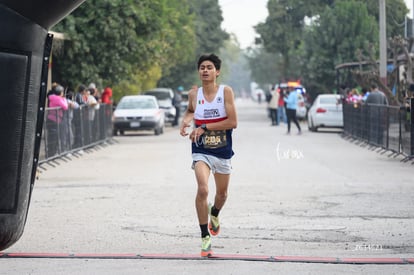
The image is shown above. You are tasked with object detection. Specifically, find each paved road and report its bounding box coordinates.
[1,99,414,274]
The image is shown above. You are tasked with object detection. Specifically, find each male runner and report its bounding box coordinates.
[180,54,238,257]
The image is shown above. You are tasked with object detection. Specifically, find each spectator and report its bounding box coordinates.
[361,87,370,103]
[46,84,68,157]
[278,87,287,123]
[101,86,113,104]
[74,84,98,146]
[47,82,58,101]
[268,86,279,126]
[365,83,388,146]
[101,87,113,137]
[85,86,99,142]
[62,91,79,150]
[366,84,388,105]
[284,87,301,135]
[88,82,101,102]
[77,84,98,112]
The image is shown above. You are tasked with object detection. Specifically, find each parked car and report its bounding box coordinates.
[307,94,343,132]
[112,95,165,136]
[143,88,176,124]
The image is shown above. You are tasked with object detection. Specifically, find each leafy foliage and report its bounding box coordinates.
[302,1,378,94]
[251,0,409,98]
[52,0,196,100]
[158,0,229,90]
[364,0,408,38]
[219,38,252,97]
[246,47,281,89]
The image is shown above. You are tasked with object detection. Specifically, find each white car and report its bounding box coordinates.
[296,92,307,119]
[143,88,176,124]
[307,94,343,132]
[112,95,165,135]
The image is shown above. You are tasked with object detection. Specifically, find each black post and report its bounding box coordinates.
[411,98,414,157]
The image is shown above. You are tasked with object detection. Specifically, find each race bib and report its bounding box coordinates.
[203,130,227,149]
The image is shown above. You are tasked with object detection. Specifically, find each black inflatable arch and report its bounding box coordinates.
[0,0,86,250]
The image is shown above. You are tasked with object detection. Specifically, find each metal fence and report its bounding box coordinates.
[343,102,413,162]
[40,104,113,163]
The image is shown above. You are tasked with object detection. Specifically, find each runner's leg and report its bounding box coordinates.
[213,173,230,210]
[194,161,211,225]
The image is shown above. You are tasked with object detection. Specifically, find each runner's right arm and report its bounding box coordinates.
[180,88,197,137]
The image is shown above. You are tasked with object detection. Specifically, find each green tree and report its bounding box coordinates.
[363,0,408,38]
[246,47,281,89]
[255,0,299,79]
[255,0,329,79]
[219,36,251,97]
[158,0,229,90]
[52,0,195,98]
[302,1,378,94]
[252,0,408,96]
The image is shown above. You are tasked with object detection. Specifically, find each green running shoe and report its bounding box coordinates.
[208,203,220,236]
[201,235,212,257]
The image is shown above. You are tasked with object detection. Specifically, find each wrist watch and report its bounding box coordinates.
[200,123,207,131]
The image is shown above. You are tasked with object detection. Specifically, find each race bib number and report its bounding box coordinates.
[203,130,227,149]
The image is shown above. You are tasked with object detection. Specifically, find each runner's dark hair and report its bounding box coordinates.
[197,54,221,70]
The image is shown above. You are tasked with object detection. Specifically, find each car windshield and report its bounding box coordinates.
[320,97,339,105]
[144,91,171,100]
[118,98,156,109]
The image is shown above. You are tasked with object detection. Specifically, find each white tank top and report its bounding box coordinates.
[194,85,227,124]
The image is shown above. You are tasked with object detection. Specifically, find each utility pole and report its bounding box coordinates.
[379,0,387,85]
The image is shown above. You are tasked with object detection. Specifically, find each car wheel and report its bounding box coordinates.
[308,119,317,132]
[120,130,125,135]
[307,118,312,130]
[154,126,162,135]
[113,129,118,136]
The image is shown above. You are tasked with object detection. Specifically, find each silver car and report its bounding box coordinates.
[307,94,343,132]
[112,95,165,136]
